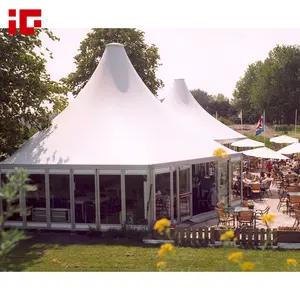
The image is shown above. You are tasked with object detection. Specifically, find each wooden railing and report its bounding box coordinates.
[154,227,284,247]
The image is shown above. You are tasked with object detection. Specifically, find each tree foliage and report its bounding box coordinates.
[62,28,164,97]
[191,89,237,121]
[233,45,300,124]
[0,169,36,268]
[0,29,68,159]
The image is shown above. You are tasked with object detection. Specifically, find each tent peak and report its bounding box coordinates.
[106,43,124,47]
[174,78,185,81]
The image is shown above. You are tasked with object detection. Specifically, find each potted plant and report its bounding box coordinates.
[247,200,254,209]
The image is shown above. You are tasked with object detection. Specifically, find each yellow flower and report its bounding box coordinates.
[213,148,228,159]
[228,252,244,264]
[241,262,255,272]
[287,258,297,266]
[156,261,166,268]
[261,214,275,225]
[220,230,235,241]
[158,243,174,257]
[154,218,171,234]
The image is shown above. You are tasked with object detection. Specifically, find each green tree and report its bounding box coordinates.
[0,169,36,269]
[62,28,164,97]
[233,45,300,125]
[0,29,68,159]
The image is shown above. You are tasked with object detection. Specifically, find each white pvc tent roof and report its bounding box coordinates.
[278,142,300,155]
[162,79,245,144]
[2,43,239,167]
[270,135,298,144]
[231,138,264,148]
[242,147,288,160]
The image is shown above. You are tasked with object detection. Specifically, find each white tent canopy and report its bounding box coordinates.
[2,43,239,167]
[231,138,264,148]
[242,147,288,160]
[162,79,245,144]
[278,142,300,155]
[270,135,298,144]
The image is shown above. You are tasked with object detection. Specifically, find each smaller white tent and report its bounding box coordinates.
[278,142,300,155]
[243,147,288,160]
[231,138,264,148]
[270,135,298,144]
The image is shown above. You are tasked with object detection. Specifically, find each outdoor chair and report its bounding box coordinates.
[287,195,300,216]
[255,206,270,225]
[215,208,235,227]
[251,183,262,201]
[277,189,288,212]
[264,180,272,197]
[241,200,248,207]
[293,209,300,227]
[237,211,255,228]
[286,186,300,193]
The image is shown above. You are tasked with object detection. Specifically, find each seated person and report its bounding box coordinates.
[242,168,252,181]
[261,173,272,190]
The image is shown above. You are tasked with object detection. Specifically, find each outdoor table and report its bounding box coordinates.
[234,207,257,213]
[287,192,300,197]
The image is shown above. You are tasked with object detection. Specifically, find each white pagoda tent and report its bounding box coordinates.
[231,138,264,149]
[243,147,288,160]
[278,142,300,155]
[270,135,298,144]
[0,43,241,232]
[162,79,245,145]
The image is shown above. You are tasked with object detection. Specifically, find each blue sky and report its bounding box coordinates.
[43,28,300,99]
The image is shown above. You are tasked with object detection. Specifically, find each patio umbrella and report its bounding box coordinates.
[242,147,288,160]
[270,135,298,144]
[231,138,264,148]
[278,142,300,155]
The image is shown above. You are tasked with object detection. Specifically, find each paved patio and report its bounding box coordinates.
[178,184,296,229]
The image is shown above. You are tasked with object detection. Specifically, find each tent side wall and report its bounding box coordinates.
[0,153,242,232]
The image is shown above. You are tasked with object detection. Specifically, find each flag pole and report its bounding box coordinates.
[295,109,298,134]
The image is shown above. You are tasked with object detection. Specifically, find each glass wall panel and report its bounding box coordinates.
[179,167,191,220]
[27,174,46,222]
[125,175,147,225]
[231,161,242,202]
[192,162,216,215]
[99,175,121,224]
[155,172,171,220]
[49,174,71,223]
[74,174,95,224]
[219,161,229,206]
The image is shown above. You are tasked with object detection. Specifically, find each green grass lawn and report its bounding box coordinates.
[1,232,300,272]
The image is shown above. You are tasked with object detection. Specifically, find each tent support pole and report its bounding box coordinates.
[69,169,75,231]
[189,165,193,217]
[95,169,100,231]
[170,166,174,223]
[45,169,51,228]
[240,160,243,202]
[176,167,180,222]
[228,159,232,207]
[121,170,126,228]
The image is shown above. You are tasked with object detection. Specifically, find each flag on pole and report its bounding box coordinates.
[255,113,264,136]
[238,110,243,119]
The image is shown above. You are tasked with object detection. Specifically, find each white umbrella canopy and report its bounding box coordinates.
[242,147,288,160]
[231,138,264,148]
[278,142,300,155]
[270,135,298,144]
